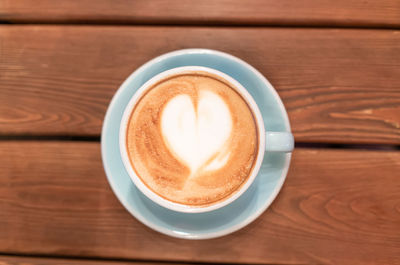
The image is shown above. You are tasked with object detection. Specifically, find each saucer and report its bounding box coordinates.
[101,49,292,239]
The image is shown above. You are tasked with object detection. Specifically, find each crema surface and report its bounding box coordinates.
[126,72,258,206]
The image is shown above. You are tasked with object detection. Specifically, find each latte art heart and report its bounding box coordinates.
[161,90,232,175]
[126,72,258,206]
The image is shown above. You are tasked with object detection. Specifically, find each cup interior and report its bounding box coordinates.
[119,66,266,213]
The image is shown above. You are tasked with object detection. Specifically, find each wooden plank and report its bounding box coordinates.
[0,255,180,265]
[0,0,400,28]
[1,26,400,144]
[0,141,399,264]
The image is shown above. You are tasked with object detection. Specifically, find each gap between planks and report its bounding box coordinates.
[1,21,400,30]
[0,135,399,151]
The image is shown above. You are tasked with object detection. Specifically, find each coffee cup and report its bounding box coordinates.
[120,66,293,213]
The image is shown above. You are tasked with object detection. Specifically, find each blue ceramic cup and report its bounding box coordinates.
[119,66,294,214]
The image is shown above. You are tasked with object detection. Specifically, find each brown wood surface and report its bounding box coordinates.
[1,26,400,144]
[0,255,179,265]
[1,0,400,28]
[0,141,399,265]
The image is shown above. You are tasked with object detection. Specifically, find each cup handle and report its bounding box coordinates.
[265,132,294,152]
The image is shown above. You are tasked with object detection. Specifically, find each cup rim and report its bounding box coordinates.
[119,66,266,213]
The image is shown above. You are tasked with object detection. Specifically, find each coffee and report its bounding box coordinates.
[126,71,258,206]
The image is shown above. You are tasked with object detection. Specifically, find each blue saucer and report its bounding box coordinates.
[101,49,292,239]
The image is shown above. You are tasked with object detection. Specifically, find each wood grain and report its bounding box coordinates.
[1,26,400,144]
[0,141,399,265]
[0,0,400,28]
[0,255,181,265]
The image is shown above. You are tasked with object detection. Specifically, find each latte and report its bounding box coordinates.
[126,71,258,206]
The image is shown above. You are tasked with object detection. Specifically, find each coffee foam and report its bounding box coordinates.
[126,72,258,206]
[161,90,232,175]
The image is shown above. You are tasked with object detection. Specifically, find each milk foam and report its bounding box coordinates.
[161,89,232,175]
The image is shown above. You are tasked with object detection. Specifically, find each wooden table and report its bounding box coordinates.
[1,1,400,265]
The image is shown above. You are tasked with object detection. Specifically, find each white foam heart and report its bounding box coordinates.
[161,90,232,174]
